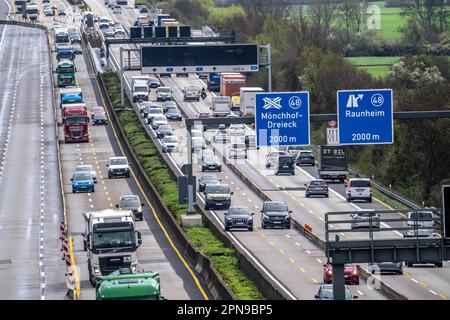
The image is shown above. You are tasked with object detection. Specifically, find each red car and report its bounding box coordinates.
[323,264,359,285]
[198,112,211,118]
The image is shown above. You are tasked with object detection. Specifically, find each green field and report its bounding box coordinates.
[346,56,401,65]
[374,2,405,42]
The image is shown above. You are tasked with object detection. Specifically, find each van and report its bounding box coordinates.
[345,178,372,203]
[131,78,149,102]
[274,155,295,175]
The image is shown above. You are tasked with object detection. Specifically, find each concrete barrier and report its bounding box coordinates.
[0,19,48,31]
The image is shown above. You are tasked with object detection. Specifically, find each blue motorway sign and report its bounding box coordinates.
[337,89,393,145]
[255,92,310,147]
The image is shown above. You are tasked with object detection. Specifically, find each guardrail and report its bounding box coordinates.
[308,145,422,210]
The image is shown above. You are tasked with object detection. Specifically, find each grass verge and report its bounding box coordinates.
[101,71,264,300]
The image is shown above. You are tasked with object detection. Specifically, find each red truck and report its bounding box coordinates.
[220,73,246,97]
[63,103,90,143]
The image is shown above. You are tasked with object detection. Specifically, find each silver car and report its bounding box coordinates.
[351,209,380,229]
[74,165,97,183]
[403,210,435,237]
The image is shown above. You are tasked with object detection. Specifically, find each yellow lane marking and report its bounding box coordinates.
[439,293,447,300]
[68,236,80,298]
[300,267,306,273]
[94,75,209,300]
[269,241,275,246]
[346,235,353,240]
[279,249,285,255]
[311,278,318,284]
[419,281,428,287]
[373,196,405,217]
[289,258,295,264]
[261,233,266,238]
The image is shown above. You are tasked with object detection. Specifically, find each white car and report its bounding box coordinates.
[151,115,168,129]
[114,25,125,36]
[403,210,435,237]
[74,165,97,183]
[156,87,172,102]
[345,178,372,203]
[229,143,247,159]
[103,28,115,38]
[228,124,245,136]
[106,156,130,178]
[191,137,206,151]
[162,136,179,153]
[351,209,380,229]
[98,16,110,29]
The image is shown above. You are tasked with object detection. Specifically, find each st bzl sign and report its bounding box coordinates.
[255,92,310,147]
[337,89,393,145]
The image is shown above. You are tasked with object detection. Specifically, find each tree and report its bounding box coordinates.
[400,0,448,42]
[237,0,289,20]
[338,0,368,42]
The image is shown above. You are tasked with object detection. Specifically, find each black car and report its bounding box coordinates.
[296,150,315,166]
[155,124,173,138]
[176,73,189,77]
[305,179,329,198]
[315,284,357,300]
[162,101,177,113]
[201,155,222,172]
[261,201,291,229]
[69,34,81,44]
[369,262,403,275]
[116,195,145,221]
[166,108,182,121]
[92,113,108,125]
[274,155,295,175]
[198,175,220,192]
[224,206,254,232]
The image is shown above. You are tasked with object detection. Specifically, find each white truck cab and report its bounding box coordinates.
[82,209,142,286]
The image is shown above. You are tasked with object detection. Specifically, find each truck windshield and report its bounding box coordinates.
[110,158,127,165]
[58,66,75,73]
[55,35,69,43]
[92,231,135,249]
[135,87,147,93]
[207,185,230,194]
[65,116,87,125]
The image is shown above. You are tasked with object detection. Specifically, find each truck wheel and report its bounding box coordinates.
[436,262,443,268]
[224,226,229,232]
[346,197,351,202]
[368,197,372,203]
[305,193,309,198]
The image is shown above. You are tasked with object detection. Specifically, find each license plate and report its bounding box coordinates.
[216,202,222,205]
[356,189,365,192]
[274,221,281,224]
[283,166,288,168]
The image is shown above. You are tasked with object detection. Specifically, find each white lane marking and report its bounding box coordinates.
[357,290,364,296]
[306,250,311,254]
[429,290,438,295]
[316,258,322,264]
[411,278,418,284]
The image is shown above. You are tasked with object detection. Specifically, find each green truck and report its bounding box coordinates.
[95,267,165,300]
[56,59,76,87]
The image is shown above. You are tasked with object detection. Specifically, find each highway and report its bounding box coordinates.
[92,1,450,300]
[0,1,66,299]
[9,0,211,300]
[85,1,390,300]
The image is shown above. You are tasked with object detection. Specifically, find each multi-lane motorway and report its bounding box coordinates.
[0,0,66,299]
[0,0,448,300]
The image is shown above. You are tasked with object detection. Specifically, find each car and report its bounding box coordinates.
[244,134,256,149]
[204,184,233,210]
[151,115,168,129]
[314,284,357,300]
[176,73,189,77]
[265,151,286,168]
[113,25,125,36]
[162,101,177,113]
[369,262,403,275]
[103,28,115,38]
[58,7,66,16]
[155,124,173,139]
[345,178,372,202]
[191,137,206,152]
[98,16,110,29]
[69,33,81,44]
[197,73,208,79]
[351,209,380,229]
[190,129,203,138]
[140,102,159,117]
[402,210,435,238]
[74,164,97,183]
[260,201,291,229]
[199,148,215,162]
[295,150,315,166]
[107,156,130,178]
[112,4,122,14]
[71,43,83,54]
[224,206,254,231]
[116,195,145,221]
[323,264,360,285]
[148,77,160,88]
[162,135,179,153]
[213,128,229,143]
[43,0,50,3]
[156,87,172,102]
[274,154,295,175]
[305,179,328,198]
[138,6,148,14]
[229,142,247,159]
[201,155,222,172]
[198,175,220,192]
[44,8,54,16]
[198,112,211,118]
[182,86,200,101]
[228,124,245,136]
[145,108,164,124]
[91,106,108,125]
[71,171,95,193]
[166,108,182,121]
